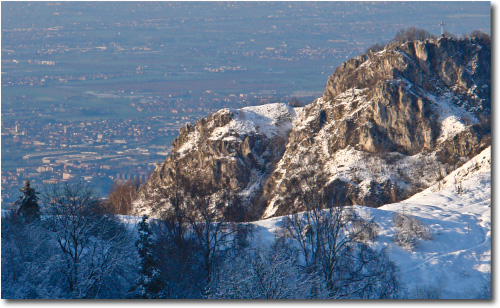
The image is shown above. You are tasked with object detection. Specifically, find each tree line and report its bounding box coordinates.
[2,178,403,299]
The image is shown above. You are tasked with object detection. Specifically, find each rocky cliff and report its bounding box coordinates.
[133,36,490,221]
[132,103,299,220]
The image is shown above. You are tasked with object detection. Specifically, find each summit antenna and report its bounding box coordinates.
[440,21,446,37]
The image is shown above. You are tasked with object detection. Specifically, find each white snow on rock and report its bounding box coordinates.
[438,115,466,142]
[210,103,298,141]
[173,103,299,159]
[176,127,201,155]
[424,92,478,143]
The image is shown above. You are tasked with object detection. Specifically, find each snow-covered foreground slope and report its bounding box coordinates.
[252,146,491,299]
[122,147,490,298]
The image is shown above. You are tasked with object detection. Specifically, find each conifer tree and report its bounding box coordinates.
[16,179,40,221]
[135,215,166,298]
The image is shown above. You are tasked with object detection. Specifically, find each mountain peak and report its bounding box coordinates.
[324,37,490,114]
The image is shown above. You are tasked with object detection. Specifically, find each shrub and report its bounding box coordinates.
[391,27,436,44]
[467,30,490,45]
[287,97,303,107]
[393,212,432,251]
[105,180,141,215]
[408,283,442,299]
[365,43,385,54]
[455,181,464,195]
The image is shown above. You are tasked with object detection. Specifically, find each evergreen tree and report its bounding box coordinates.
[135,215,166,298]
[16,179,40,221]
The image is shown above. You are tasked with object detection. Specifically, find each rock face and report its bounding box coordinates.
[133,103,299,220]
[133,36,490,221]
[262,37,490,218]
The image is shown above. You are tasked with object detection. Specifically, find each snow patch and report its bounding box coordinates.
[176,128,201,156]
[424,92,478,142]
[209,103,297,141]
[437,116,466,142]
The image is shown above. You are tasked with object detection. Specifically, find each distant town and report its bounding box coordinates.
[1,88,299,205]
[1,1,490,207]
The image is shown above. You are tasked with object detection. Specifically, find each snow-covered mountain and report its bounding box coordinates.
[132,36,490,221]
[262,36,490,218]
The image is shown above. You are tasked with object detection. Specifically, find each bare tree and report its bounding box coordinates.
[151,218,201,298]
[406,283,442,299]
[467,30,490,45]
[287,97,303,107]
[283,174,399,299]
[210,243,328,299]
[105,180,141,215]
[142,165,242,298]
[185,182,238,296]
[393,212,432,251]
[1,210,64,299]
[391,27,436,44]
[42,182,135,298]
[150,176,201,298]
[365,42,385,54]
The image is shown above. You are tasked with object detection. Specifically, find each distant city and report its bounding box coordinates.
[1,1,491,207]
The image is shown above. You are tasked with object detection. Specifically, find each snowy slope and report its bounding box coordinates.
[209,103,300,141]
[408,146,490,200]
[252,146,491,298]
[370,150,490,298]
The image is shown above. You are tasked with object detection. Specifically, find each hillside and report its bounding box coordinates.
[252,146,491,298]
[124,146,491,298]
[262,36,490,218]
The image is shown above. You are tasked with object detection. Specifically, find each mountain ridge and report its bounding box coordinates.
[132,36,490,221]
